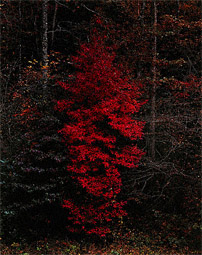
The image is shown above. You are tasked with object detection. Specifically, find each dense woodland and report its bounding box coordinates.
[1,0,201,254]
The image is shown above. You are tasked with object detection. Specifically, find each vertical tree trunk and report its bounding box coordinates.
[141,0,145,27]
[151,0,157,160]
[18,0,22,81]
[42,0,48,88]
[137,0,145,78]
[177,0,180,17]
[137,0,140,17]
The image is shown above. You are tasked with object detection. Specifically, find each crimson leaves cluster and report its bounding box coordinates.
[57,30,145,236]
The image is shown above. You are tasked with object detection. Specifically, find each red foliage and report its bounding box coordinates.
[57,30,145,236]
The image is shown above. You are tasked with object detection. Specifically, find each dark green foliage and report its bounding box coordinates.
[1,78,70,241]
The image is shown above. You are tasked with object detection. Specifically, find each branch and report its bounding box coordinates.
[80,3,99,15]
[55,0,70,9]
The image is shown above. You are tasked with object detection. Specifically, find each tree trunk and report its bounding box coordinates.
[42,0,48,88]
[177,0,180,17]
[141,0,145,26]
[151,0,157,160]
[18,0,22,81]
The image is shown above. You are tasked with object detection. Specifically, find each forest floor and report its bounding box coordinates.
[1,233,201,255]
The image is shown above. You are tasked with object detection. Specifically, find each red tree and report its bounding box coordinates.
[57,28,145,236]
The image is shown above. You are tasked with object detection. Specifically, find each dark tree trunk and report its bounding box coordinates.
[151,0,157,160]
[42,0,48,88]
[18,0,22,81]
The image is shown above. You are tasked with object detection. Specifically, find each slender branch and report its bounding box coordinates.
[80,3,100,15]
[51,1,58,47]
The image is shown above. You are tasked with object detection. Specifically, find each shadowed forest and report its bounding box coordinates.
[1,0,201,254]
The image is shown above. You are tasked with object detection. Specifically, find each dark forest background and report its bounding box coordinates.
[1,0,201,252]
